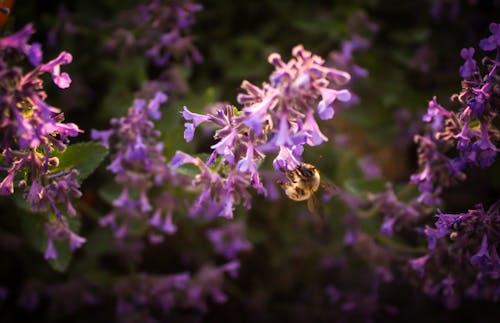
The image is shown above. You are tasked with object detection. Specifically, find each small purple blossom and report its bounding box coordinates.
[459,48,478,79]
[0,24,42,65]
[369,184,422,236]
[480,23,500,51]
[207,221,252,259]
[409,255,430,278]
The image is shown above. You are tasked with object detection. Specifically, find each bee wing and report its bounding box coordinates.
[307,194,324,218]
[320,179,338,198]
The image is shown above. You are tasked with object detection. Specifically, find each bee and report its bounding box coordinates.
[278,162,335,217]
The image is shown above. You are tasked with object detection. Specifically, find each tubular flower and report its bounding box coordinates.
[0,24,83,257]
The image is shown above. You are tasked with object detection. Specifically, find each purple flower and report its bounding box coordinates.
[272,145,301,171]
[271,115,294,147]
[0,171,15,195]
[182,261,240,312]
[105,0,202,97]
[422,96,451,132]
[302,110,329,146]
[171,151,252,219]
[370,184,421,236]
[0,24,42,65]
[44,216,86,260]
[459,48,478,79]
[38,51,73,88]
[0,25,85,259]
[480,23,500,51]
[317,88,351,120]
[380,217,396,237]
[181,106,211,142]
[409,255,430,278]
[44,238,57,260]
[92,92,175,238]
[207,222,252,259]
[470,234,490,268]
[325,285,341,304]
[415,201,500,306]
[175,45,351,223]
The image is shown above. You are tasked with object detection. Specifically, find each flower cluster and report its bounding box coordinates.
[114,260,239,319]
[207,221,252,259]
[329,10,378,80]
[408,201,500,308]
[369,184,422,237]
[172,45,351,218]
[411,23,500,205]
[106,0,202,66]
[406,23,500,308]
[91,92,183,241]
[0,24,84,257]
[410,99,466,205]
[105,0,202,97]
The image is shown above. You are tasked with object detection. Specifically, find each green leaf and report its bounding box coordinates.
[47,215,81,272]
[52,142,108,182]
[343,178,386,196]
[172,163,201,177]
[20,211,47,253]
[48,238,73,272]
[170,153,210,178]
[20,210,81,272]
[98,182,122,205]
[13,191,34,212]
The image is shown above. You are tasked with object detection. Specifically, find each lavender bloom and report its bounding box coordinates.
[0,25,84,257]
[108,0,202,66]
[409,255,430,278]
[0,24,42,65]
[183,261,240,312]
[114,272,191,318]
[91,92,182,238]
[459,48,478,79]
[411,26,500,205]
[171,149,255,219]
[237,45,351,167]
[207,221,252,259]
[105,0,202,97]
[328,11,377,106]
[411,97,466,205]
[358,155,382,179]
[452,27,500,168]
[114,261,238,319]
[480,23,500,51]
[175,46,351,217]
[415,201,500,307]
[411,133,465,205]
[369,184,422,237]
[44,216,87,260]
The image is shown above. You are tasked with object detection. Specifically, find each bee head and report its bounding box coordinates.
[298,163,316,178]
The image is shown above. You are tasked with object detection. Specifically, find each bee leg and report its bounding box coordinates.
[276,179,287,190]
